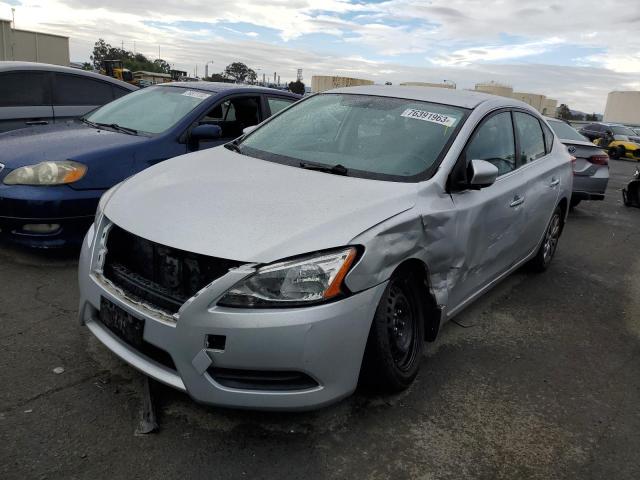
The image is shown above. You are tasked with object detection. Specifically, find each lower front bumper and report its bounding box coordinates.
[78,227,387,411]
[0,214,93,248]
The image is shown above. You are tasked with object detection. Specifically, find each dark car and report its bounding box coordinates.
[0,82,299,248]
[0,61,138,132]
[546,118,609,208]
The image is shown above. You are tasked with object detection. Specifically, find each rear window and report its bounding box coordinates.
[547,119,587,142]
[54,74,114,105]
[0,71,51,107]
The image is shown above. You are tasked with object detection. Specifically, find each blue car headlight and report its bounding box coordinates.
[3,161,87,186]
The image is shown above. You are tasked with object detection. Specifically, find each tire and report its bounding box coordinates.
[608,147,620,160]
[570,198,581,209]
[529,206,563,272]
[361,273,424,392]
[622,189,630,207]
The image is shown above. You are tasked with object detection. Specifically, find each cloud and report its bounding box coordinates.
[1,0,639,113]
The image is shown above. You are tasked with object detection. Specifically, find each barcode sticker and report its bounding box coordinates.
[182,90,210,100]
[401,109,457,127]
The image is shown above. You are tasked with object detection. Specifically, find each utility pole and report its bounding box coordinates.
[158,45,160,59]
[133,41,136,55]
[11,7,15,29]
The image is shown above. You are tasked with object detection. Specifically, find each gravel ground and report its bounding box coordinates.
[1,159,639,480]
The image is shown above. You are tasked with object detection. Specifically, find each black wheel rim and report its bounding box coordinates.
[385,281,418,371]
[543,213,561,265]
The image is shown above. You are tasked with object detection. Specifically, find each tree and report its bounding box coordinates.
[288,80,305,95]
[247,69,258,84]
[224,62,256,83]
[81,62,93,71]
[90,39,171,74]
[585,113,598,121]
[153,59,171,74]
[205,73,232,83]
[557,104,571,121]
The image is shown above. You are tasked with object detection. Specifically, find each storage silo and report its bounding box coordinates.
[603,91,640,125]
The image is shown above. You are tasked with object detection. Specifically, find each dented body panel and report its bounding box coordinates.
[79,86,572,410]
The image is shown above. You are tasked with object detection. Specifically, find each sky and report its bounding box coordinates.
[1,0,639,113]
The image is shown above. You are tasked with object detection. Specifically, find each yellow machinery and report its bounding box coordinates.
[101,60,134,83]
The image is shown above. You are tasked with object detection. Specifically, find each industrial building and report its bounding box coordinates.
[473,81,557,116]
[603,91,640,126]
[133,70,172,84]
[0,19,69,65]
[311,75,374,93]
[474,81,514,98]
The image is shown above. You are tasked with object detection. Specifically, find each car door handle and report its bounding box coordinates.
[509,195,525,208]
[549,178,560,187]
[25,120,48,125]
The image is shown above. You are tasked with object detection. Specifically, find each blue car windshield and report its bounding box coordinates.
[240,93,467,181]
[85,86,212,134]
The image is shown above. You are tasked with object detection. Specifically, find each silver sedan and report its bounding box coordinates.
[78,86,572,410]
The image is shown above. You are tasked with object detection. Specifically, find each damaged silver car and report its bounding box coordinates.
[78,86,572,410]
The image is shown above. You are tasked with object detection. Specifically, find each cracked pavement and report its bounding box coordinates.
[1,160,639,479]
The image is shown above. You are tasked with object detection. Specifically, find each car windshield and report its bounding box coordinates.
[85,86,212,134]
[611,125,636,136]
[547,119,587,142]
[239,93,467,181]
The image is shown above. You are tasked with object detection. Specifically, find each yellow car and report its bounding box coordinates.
[590,124,640,160]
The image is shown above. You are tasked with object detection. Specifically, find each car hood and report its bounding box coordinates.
[104,147,418,263]
[0,122,148,169]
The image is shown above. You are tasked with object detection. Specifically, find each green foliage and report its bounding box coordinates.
[90,38,170,74]
[288,80,305,95]
[585,113,598,121]
[223,62,257,83]
[81,62,93,71]
[205,73,233,83]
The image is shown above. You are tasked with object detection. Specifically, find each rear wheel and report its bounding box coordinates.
[361,274,424,392]
[529,206,563,272]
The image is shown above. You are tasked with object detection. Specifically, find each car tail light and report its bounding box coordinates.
[588,154,609,165]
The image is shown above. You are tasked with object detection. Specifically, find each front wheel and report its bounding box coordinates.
[361,275,424,392]
[529,206,563,272]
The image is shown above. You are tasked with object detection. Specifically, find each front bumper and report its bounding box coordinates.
[78,224,386,411]
[0,184,103,247]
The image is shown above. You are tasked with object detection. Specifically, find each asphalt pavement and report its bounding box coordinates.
[1,160,639,480]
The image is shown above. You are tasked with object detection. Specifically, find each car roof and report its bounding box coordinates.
[158,81,300,98]
[0,61,137,90]
[325,85,523,109]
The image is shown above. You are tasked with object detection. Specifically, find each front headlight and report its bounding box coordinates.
[3,161,87,185]
[218,247,358,308]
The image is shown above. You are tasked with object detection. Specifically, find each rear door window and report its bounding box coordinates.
[0,71,52,107]
[53,74,114,105]
[198,96,261,139]
[267,97,295,115]
[514,112,546,163]
[466,111,516,176]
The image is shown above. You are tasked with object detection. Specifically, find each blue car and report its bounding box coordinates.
[0,82,299,248]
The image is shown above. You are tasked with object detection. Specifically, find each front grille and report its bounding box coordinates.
[208,367,319,391]
[103,225,241,316]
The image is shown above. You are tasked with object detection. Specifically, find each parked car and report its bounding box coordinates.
[79,86,572,410]
[578,122,640,160]
[0,82,299,248]
[0,61,137,133]
[546,117,609,208]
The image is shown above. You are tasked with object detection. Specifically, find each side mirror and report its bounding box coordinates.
[242,125,258,136]
[468,159,499,189]
[191,124,221,141]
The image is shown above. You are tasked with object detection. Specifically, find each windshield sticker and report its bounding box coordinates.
[401,109,457,127]
[182,90,210,100]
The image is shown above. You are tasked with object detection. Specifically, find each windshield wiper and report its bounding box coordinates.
[80,118,100,129]
[224,142,243,154]
[299,162,349,176]
[94,122,138,135]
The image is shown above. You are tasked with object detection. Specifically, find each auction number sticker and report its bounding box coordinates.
[401,109,457,127]
[182,90,211,100]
